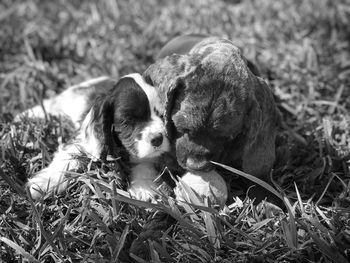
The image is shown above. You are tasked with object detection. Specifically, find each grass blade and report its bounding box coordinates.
[0,237,40,263]
[212,161,283,202]
[111,225,129,261]
[307,229,348,263]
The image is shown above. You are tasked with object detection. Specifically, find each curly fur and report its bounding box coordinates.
[144,35,280,184]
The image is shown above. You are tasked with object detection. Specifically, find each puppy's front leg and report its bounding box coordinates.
[128,163,160,202]
[28,107,103,200]
[27,144,82,199]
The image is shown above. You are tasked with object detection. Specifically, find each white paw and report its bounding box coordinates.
[14,104,47,122]
[27,179,52,200]
[128,162,160,202]
[27,170,69,200]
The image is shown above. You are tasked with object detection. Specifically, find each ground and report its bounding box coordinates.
[0,0,349,262]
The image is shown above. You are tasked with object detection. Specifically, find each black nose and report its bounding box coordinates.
[151,133,163,147]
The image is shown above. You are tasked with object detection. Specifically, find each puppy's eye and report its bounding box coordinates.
[153,107,164,120]
[144,75,154,86]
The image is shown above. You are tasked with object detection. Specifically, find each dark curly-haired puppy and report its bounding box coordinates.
[130,35,282,259]
[143,35,281,203]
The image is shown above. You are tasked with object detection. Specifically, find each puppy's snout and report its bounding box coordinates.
[150,133,163,147]
[186,155,213,172]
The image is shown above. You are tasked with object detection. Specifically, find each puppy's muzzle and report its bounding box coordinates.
[185,155,213,172]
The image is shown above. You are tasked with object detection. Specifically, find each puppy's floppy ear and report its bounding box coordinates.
[242,76,279,179]
[245,95,263,147]
[246,59,261,77]
[78,96,116,160]
[143,54,194,136]
[143,54,191,100]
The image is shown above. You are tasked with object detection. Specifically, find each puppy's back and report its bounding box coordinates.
[15,77,117,128]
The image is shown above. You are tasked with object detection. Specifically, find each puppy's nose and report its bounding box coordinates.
[150,133,163,147]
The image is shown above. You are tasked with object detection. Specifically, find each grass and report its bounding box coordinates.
[0,0,349,262]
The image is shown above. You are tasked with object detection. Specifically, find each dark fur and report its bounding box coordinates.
[131,36,282,259]
[144,36,280,181]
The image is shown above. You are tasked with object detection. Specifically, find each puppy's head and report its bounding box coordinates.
[144,37,278,176]
[80,73,170,163]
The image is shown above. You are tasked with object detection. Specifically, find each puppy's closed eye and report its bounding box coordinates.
[153,107,164,120]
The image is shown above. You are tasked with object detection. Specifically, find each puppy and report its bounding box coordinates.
[144,35,280,203]
[18,74,170,201]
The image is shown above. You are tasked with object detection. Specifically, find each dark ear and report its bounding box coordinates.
[242,77,279,180]
[237,50,261,77]
[245,96,263,147]
[143,54,194,136]
[143,54,191,98]
[79,96,116,160]
[246,59,261,77]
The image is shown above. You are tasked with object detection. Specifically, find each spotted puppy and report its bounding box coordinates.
[144,35,280,203]
[18,74,170,201]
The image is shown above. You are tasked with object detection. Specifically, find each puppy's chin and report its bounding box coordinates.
[130,147,169,163]
[176,139,215,172]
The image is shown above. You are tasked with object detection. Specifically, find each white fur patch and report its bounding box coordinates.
[135,114,170,160]
[128,162,159,202]
[57,76,110,125]
[15,76,109,128]
[27,144,82,199]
